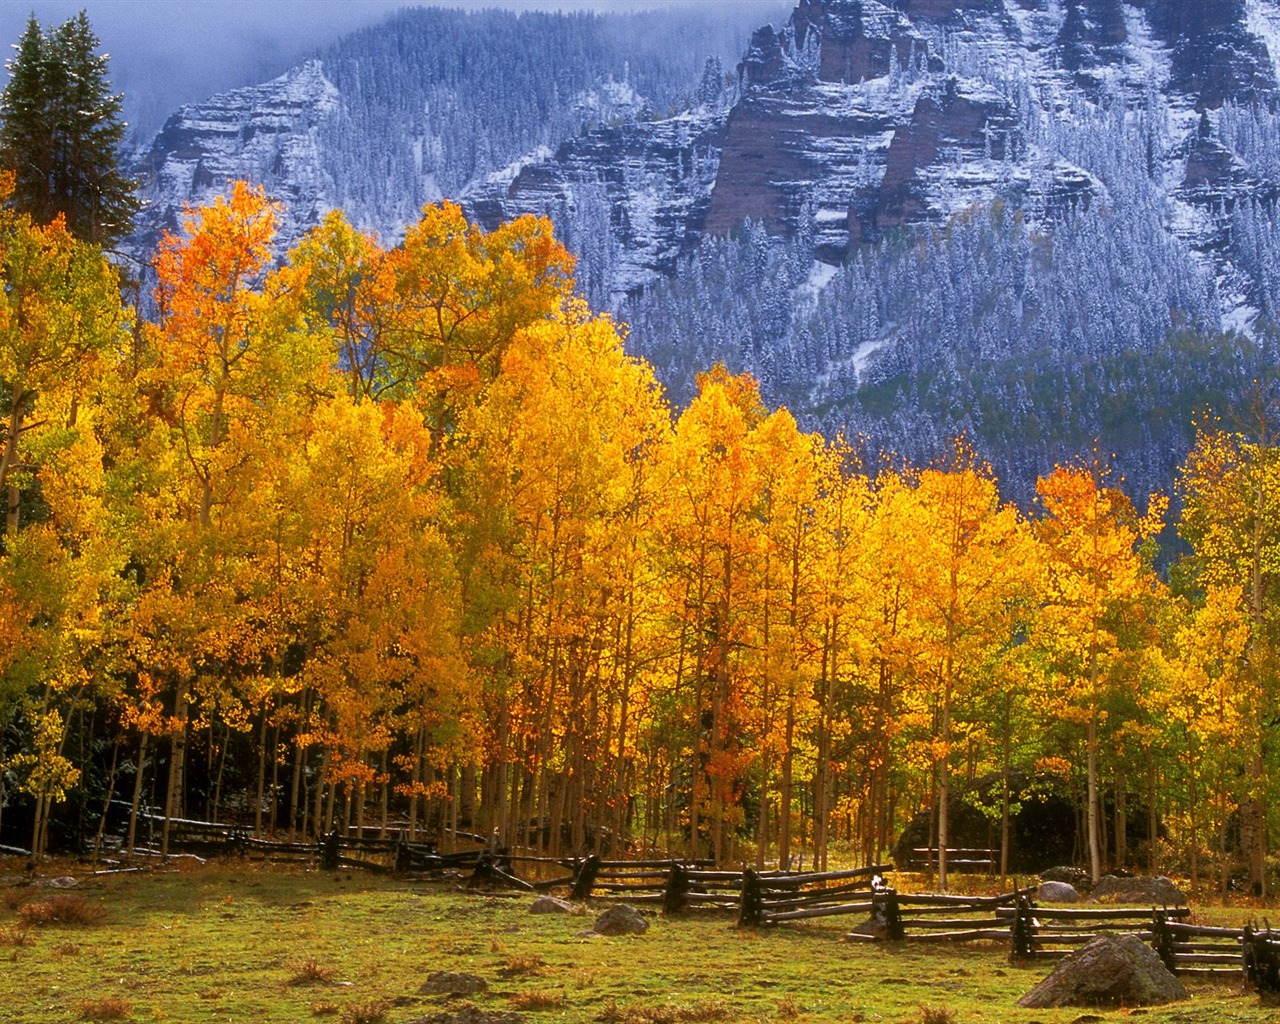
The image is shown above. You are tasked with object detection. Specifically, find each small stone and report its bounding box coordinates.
[418,972,488,996]
[846,916,888,939]
[528,896,573,914]
[592,904,649,935]
[1040,866,1091,889]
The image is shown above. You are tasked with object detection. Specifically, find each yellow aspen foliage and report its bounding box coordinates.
[904,443,1038,888]
[1035,458,1161,882]
[0,170,126,536]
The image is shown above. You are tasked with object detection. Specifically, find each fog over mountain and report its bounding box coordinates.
[0,1,785,140]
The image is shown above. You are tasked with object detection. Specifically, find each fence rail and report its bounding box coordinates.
[905,847,998,873]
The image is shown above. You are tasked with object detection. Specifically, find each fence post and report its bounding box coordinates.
[871,882,904,941]
[1009,894,1035,960]
[468,851,496,888]
[663,861,690,915]
[737,868,764,928]
[570,854,602,901]
[1150,909,1176,972]
[1244,923,1280,995]
[318,829,341,871]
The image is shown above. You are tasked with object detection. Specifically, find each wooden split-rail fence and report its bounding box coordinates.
[104,811,1280,995]
[836,886,1035,943]
[122,812,485,873]
[556,856,889,920]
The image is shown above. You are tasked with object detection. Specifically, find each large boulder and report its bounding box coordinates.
[1037,880,1080,903]
[591,904,649,936]
[1087,875,1186,905]
[1017,933,1189,1008]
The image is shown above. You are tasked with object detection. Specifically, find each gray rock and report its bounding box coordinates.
[1017,933,1189,1008]
[528,896,573,914]
[36,876,78,889]
[418,972,488,996]
[591,904,649,936]
[1038,880,1080,903]
[1087,875,1186,906]
[407,1008,525,1024]
[1041,866,1091,889]
[846,916,888,939]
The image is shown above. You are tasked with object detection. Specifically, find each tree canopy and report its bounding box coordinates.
[0,182,1278,898]
[0,11,139,248]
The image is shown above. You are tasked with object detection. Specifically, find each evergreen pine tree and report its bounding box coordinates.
[0,11,139,248]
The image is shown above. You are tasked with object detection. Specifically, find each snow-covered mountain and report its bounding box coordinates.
[131,0,1280,503]
[131,4,775,258]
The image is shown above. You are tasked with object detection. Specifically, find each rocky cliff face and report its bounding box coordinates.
[131,1,1280,319]
[465,111,727,297]
[461,0,1280,298]
[123,0,1280,503]
[135,60,339,256]
[127,4,758,269]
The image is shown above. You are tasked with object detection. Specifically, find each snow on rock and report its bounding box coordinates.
[464,111,727,300]
[129,0,1280,331]
[136,60,340,254]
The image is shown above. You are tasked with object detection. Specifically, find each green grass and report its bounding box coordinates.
[0,859,1275,1024]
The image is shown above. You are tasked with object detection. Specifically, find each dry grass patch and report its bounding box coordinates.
[287,956,340,986]
[339,1000,390,1024]
[74,996,133,1021]
[916,1007,955,1024]
[18,892,104,926]
[0,924,34,947]
[502,952,546,976]
[0,862,1272,1024]
[597,998,731,1024]
[511,989,565,1010]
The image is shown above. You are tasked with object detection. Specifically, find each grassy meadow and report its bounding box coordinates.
[1,860,1277,1024]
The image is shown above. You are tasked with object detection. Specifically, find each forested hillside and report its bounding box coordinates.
[134,1,1280,507]
[5,180,1280,895]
